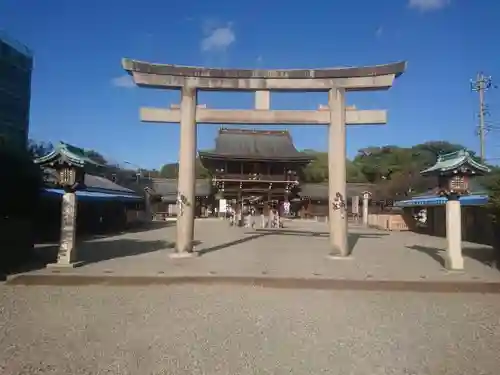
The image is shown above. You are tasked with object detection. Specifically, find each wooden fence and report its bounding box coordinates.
[368,213,409,231]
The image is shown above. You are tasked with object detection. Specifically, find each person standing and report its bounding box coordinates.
[260,206,266,228]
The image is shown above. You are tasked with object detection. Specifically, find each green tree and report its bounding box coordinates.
[84,149,108,165]
[159,163,178,178]
[300,151,366,183]
[159,159,210,179]
[485,175,500,253]
[27,139,53,158]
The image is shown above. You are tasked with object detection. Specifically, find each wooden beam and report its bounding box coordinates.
[140,107,387,125]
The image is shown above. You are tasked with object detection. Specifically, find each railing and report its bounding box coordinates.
[212,173,298,183]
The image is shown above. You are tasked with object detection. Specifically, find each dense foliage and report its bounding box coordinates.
[29,138,500,201]
[159,158,210,179]
[156,140,500,198]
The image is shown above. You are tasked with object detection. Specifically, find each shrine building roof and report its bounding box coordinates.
[198,128,313,162]
[148,178,211,202]
[420,149,490,176]
[35,141,105,170]
[300,183,375,200]
[42,168,142,198]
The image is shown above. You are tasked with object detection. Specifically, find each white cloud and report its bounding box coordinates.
[375,26,383,38]
[111,75,135,88]
[408,0,451,12]
[256,55,263,64]
[200,22,235,52]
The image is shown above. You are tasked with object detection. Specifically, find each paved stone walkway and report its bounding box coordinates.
[11,219,500,283]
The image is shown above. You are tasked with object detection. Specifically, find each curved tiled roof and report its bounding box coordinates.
[43,169,139,196]
[35,141,104,169]
[420,149,490,176]
[300,183,375,199]
[84,174,137,194]
[394,195,488,207]
[199,128,312,161]
[149,179,211,201]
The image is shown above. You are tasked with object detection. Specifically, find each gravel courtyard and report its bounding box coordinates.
[1,284,500,375]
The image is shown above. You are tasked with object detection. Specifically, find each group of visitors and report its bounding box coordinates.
[224,204,283,229]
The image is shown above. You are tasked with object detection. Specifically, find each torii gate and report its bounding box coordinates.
[122,60,406,258]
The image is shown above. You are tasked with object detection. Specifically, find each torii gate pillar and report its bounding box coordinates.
[173,86,198,257]
[328,88,348,256]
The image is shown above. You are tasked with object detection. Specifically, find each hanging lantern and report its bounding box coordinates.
[56,162,85,191]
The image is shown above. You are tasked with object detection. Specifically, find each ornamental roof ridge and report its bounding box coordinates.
[34,141,105,168]
[437,149,468,162]
[218,128,290,137]
[420,148,490,176]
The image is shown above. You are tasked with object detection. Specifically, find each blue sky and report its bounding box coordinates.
[1,0,499,169]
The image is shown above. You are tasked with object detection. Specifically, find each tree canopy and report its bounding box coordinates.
[29,139,500,200]
[302,141,500,198]
[27,139,53,159]
[164,141,500,200]
[159,158,210,179]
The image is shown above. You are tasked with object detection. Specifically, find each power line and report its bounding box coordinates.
[470,73,497,162]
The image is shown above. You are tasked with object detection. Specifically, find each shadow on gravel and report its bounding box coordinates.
[4,239,172,276]
[407,245,500,271]
[121,221,175,234]
[198,233,272,255]
[255,229,388,255]
[197,229,388,256]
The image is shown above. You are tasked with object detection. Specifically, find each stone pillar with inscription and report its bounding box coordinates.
[172,86,198,257]
[47,192,82,268]
[351,195,360,221]
[362,193,370,227]
[445,198,464,270]
[144,189,153,222]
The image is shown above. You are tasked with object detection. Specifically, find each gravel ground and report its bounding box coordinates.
[1,284,500,374]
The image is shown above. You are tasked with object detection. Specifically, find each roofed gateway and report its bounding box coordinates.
[199,128,312,206]
[199,128,312,161]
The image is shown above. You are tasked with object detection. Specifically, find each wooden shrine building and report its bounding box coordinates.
[299,182,375,218]
[199,128,313,208]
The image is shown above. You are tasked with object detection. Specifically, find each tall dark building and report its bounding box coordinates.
[0,31,33,150]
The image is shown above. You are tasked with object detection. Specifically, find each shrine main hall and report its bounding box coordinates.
[148,127,375,219]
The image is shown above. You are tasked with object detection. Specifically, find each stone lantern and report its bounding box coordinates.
[420,149,490,270]
[35,142,103,268]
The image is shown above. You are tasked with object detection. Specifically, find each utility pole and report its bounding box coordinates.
[470,73,493,162]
